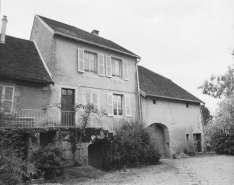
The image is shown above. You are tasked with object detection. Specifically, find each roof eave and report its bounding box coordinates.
[141,90,203,104]
[0,75,54,84]
[54,32,141,59]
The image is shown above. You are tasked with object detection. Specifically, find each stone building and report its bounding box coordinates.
[0,14,206,167]
[138,66,206,158]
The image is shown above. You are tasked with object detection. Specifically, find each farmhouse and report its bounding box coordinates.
[0,14,206,167]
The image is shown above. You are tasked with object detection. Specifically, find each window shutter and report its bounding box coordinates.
[107,93,113,116]
[92,92,98,108]
[106,56,112,77]
[123,60,128,80]
[0,86,3,101]
[85,90,91,105]
[78,48,84,72]
[4,87,14,111]
[98,54,105,76]
[125,95,131,117]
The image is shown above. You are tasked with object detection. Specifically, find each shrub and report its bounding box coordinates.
[33,144,67,179]
[209,131,234,155]
[110,120,160,168]
[0,130,26,185]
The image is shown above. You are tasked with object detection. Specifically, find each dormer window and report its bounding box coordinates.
[84,51,97,74]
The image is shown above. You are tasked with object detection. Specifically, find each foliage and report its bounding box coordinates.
[201,104,213,125]
[110,120,160,168]
[198,65,234,98]
[205,95,234,155]
[0,130,26,185]
[33,144,67,179]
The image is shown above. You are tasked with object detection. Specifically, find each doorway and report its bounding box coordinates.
[193,134,202,152]
[61,88,75,126]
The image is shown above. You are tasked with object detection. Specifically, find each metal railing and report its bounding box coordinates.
[0,108,122,130]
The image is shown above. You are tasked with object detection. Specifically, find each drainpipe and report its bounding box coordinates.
[0,15,7,44]
[136,59,142,121]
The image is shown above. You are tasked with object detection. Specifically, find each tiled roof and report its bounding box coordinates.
[37,15,139,58]
[138,66,203,103]
[0,35,53,84]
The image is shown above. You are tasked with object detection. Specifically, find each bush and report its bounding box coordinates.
[33,144,67,179]
[0,130,26,185]
[209,131,234,155]
[110,120,160,168]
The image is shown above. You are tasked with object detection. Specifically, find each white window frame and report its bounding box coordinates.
[113,94,123,116]
[0,85,15,112]
[111,57,122,78]
[84,51,98,74]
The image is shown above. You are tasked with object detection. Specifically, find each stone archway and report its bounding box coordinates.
[88,140,110,169]
[148,123,170,158]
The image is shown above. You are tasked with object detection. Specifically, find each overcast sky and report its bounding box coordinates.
[1,0,234,113]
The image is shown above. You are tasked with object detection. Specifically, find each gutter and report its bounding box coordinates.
[140,90,204,104]
[55,32,141,59]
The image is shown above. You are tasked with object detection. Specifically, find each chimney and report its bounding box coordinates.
[1,15,7,44]
[91,29,99,35]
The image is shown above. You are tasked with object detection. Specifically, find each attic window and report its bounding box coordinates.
[153,99,156,104]
[186,103,189,108]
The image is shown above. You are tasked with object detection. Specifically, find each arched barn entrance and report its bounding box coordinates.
[148,123,170,158]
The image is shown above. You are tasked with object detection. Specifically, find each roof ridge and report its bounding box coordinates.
[37,15,115,43]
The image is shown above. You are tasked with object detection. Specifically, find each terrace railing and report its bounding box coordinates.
[0,108,122,130]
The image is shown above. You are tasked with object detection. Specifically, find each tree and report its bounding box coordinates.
[201,105,212,125]
[198,65,234,98]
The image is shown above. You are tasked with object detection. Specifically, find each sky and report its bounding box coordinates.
[1,0,234,113]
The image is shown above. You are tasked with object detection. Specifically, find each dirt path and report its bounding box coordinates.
[63,153,234,185]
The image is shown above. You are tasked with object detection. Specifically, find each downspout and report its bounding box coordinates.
[136,59,142,121]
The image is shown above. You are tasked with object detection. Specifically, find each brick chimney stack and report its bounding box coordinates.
[0,15,7,44]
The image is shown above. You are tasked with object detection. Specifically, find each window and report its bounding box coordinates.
[186,134,189,141]
[113,95,123,116]
[84,52,97,74]
[83,89,99,108]
[107,93,131,117]
[0,85,14,112]
[186,103,189,108]
[153,99,156,104]
[111,58,122,78]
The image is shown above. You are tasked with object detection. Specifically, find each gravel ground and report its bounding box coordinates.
[55,153,234,185]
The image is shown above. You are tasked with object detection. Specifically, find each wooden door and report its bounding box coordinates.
[193,134,202,152]
[61,89,75,126]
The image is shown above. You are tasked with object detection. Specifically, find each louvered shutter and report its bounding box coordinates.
[0,86,3,101]
[98,54,105,76]
[4,87,14,111]
[78,48,84,72]
[107,93,113,116]
[85,90,91,105]
[123,60,128,80]
[106,56,112,77]
[92,92,98,108]
[125,95,131,117]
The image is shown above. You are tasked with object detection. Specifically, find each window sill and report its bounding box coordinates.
[82,73,99,78]
[111,77,124,82]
